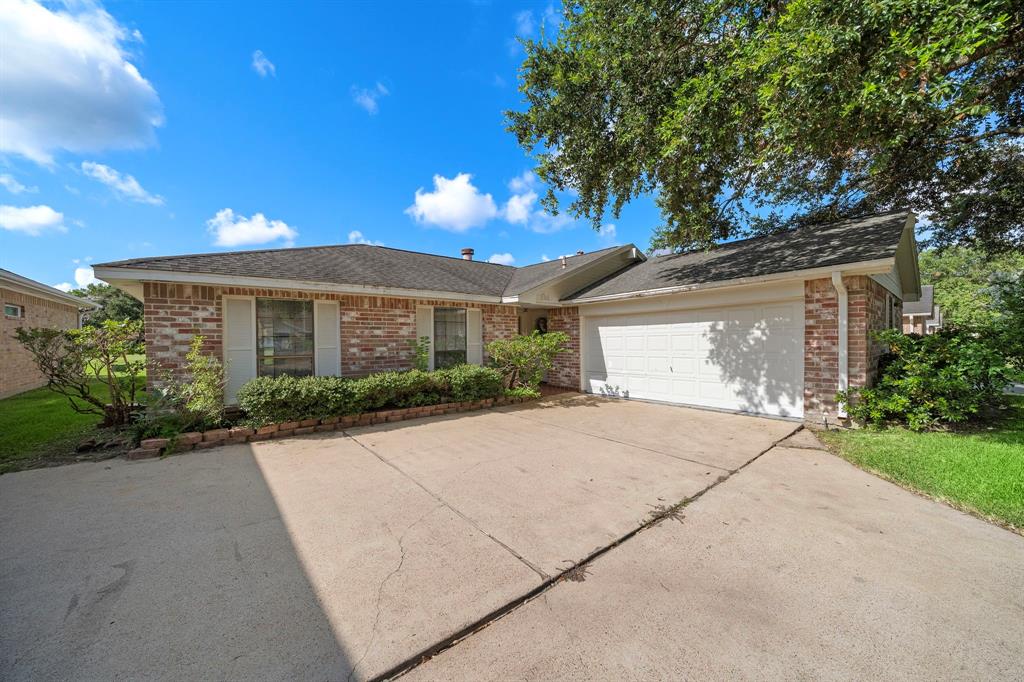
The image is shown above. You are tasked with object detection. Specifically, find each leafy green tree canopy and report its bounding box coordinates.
[71,283,143,326]
[920,246,1024,327]
[509,0,1024,252]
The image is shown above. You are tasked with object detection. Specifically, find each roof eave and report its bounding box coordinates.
[0,270,99,308]
[92,266,506,304]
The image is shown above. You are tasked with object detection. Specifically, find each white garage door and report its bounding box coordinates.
[584,301,804,418]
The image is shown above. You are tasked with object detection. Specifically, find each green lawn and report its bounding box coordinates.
[0,355,146,474]
[820,397,1024,531]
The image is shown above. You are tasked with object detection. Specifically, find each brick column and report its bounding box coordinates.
[803,278,840,422]
[546,306,580,389]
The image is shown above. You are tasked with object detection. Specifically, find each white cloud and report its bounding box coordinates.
[251,49,275,77]
[52,265,101,292]
[0,204,66,235]
[0,174,36,194]
[81,161,164,205]
[502,171,574,233]
[406,172,498,232]
[206,208,298,247]
[487,252,516,266]
[598,223,617,243]
[0,0,163,165]
[351,82,389,115]
[347,229,383,246]
[515,10,535,36]
[504,190,537,224]
[540,254,551,262]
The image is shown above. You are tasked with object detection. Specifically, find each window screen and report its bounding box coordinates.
[256,299,314,378]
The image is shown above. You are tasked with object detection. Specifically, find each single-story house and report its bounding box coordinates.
[94,210,921,424]
[902,284,942,335]
[1,268,97,399]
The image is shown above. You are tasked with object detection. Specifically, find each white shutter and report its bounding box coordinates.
[416,306,434,370]
[314,300,341,376]
[223,297,256,404]
[467,308,483,365]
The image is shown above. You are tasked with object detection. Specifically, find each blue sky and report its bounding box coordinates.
[0,0,662,291]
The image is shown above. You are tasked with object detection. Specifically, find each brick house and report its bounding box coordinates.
[1,269,96,399]
[94,211,920,425]
[902,284,942,335]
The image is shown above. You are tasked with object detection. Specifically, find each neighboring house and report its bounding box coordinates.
[94,210,921,424]
[902,284,943,334]
[1,269,97,399]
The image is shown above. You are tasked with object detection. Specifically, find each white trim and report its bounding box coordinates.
[313,299,341,377]
[570,258,897,304]
[831,272,849,418]
[0,269,98,308]
[93,266,503,304]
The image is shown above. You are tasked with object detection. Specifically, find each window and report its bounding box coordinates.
[433,307,467,368]
[256,299,314,378]
[4,303,23,318]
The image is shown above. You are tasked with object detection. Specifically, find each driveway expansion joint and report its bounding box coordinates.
[369,422,803,681]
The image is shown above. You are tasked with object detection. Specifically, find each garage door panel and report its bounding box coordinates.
[584,300,803,418]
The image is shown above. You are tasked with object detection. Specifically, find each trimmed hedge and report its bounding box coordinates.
[237,365,505,426]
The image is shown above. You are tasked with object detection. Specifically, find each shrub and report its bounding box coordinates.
[236,365,506,426]
[506,386,541,400]
[486,331,569,388]
[838,328,1014,431]
[435,364,505,401]
[237,375,359,426]
[15,319,145,426]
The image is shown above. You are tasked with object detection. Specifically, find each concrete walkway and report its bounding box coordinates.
[1,396,1021,680]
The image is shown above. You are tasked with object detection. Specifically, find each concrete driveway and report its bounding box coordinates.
[1,395,1022,680]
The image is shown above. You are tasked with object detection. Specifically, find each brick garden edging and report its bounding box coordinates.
[126,394,537,460]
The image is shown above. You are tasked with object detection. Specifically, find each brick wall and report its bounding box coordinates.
[546,306,580,389]
[141,283,520,387]
[803,276,899,423]
[1,287,80,398]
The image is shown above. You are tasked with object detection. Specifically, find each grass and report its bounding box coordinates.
[0,355,146,474]
[819,397,1024,531]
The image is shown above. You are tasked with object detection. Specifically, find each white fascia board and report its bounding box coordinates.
[0,271,98,308]
[92,266,505,304]
[569,257,897,305]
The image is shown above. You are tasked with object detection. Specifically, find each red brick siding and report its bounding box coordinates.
[1,287,81,398]
[141,283,519,386]
[803,276,900,422]
[546,306,580,389]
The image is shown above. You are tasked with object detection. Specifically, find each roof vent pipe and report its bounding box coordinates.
[560,255,567,268]
[576,250,584,255]
[831,271,849,419]
[461,248,474,261]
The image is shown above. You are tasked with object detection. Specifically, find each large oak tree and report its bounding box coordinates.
[509,0,1024,252]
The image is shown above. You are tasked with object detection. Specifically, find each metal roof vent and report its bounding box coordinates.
[560,255,567,268]
[461,248,474,261]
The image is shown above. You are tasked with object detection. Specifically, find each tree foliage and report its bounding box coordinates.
[14,319,145,426]
[920,246,1024,327]
[71,283,143,326]
[486,331,570,388]
[510,0,1024,252]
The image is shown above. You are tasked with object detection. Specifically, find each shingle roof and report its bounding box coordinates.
[566,211,911,301]
[95,244,623,298]
[503,246,622,295]
[903,284,934,315]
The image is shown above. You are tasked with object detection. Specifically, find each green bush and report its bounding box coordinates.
[838,328,1014,431]
[486,331,569,388]
[237,365,505,426]
[435,364,506,401]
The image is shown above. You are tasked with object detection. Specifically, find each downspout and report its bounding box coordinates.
[831,271,848,418]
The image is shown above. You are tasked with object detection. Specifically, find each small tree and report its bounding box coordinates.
[15,319,145,426]
[143,335,226,435]
[486,331,569,389]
